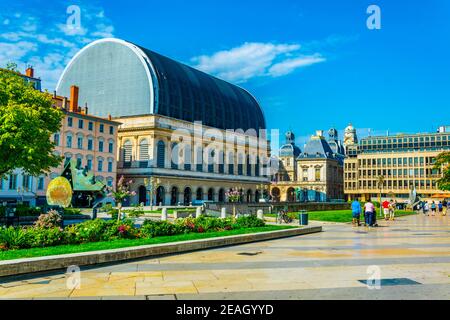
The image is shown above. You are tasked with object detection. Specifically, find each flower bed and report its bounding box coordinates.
[0,212,266,252]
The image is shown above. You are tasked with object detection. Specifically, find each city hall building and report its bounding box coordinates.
[344,125,450,202]
[56,38,270,206]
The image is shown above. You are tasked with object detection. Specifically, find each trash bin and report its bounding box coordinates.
[299,210,308,226]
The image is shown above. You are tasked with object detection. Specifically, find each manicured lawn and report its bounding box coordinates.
[0,225,293,261]
[266,210,417,223]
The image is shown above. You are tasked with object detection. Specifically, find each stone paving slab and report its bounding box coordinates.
[0,214,448,300]
[0,226,321,278]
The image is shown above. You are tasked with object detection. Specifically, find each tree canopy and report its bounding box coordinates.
[0,64,64,179]
[435,151,450,191]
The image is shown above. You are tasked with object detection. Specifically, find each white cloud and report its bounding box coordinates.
[268,55,325,77]
[0,2,115,90]
[191,42,324,83]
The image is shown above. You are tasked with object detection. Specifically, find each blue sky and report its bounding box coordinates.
[1,0,449,148]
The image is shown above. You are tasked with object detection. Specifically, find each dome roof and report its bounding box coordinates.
[56,38,266,132]
[345,123,356,132]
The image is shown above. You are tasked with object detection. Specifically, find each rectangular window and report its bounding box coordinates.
[88,139,93,151]
[78,119,84,129]
[54,133,60,146]
[315,168,321,181]
[108,142,113,153]
[38,177,44,190]
[87,159,92,170]
[99,124,104,133]
[66,136,72,148]
[9,174,17,190]
[98,160,103,172]
[108,161,113,173]
[109,126,114,135]
[88,122,93,131]
[77,137,83,149]
[99,141,104,152]
[67,117,73,127]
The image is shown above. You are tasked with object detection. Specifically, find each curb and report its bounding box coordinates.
[0,226,322,278]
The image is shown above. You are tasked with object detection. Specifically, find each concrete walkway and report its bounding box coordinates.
[0,214,449,300]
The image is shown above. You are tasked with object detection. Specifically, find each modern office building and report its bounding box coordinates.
[56,38,270,206]
[344,126,450,202]
[270,129,345,202]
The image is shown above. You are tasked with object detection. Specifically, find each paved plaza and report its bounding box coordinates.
[0,214,449,300]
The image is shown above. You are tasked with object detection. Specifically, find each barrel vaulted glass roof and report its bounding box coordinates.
[56,38,266,132]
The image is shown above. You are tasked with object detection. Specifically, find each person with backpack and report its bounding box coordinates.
[351,199,362,226]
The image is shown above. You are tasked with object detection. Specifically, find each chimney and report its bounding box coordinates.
[62,97,67,110]
[85,103,88,115]
[316,130,324,137]
[69,85,79,113]
[108,114,112,121]
[25,66,34,78]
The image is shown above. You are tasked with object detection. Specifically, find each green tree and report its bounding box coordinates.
[0,64,64,179]
[434,151,450,191]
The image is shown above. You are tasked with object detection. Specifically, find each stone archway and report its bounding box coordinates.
[287,187,296,202]
[246,189,253,203]
[196,187,203,201]
[271,187,281,202]
[218,188,225,202]
[156,186,165,206]
[184,187,192,205]
[171,186,178,205]
[207,188,214,201]
[138,185,147,205]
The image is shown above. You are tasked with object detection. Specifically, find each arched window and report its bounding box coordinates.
[139,139,149,160]
[208,149,215,173]
[184,144,192,171]
[139,139,149,168]
[238,154,244,175]
[247,155,252,177]
[171,142,178,169]
[123,140,132,163]
[218,151,225,174]
[196,188,203,200]
[207,188,214,201]
[157,140,165,168]
[228,152,234,175]
[196,146,203,172]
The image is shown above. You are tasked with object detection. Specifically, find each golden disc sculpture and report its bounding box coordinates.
[46,177,73,207]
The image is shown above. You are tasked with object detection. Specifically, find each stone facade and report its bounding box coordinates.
[271,130,344,202]
[116,114,271,206]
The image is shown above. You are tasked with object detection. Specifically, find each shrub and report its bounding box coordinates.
[124,204,144,218]
[102,219,140,240]
[233,215,265,228]
[15,205,42,217]
[0,206,6,217]
[34,210,62,229]
[63,208,82,216]
[64,219,110,243]
[0,227,30,250]
[141,220,184,238]
[25,227,65,248]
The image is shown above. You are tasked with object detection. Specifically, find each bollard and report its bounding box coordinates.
[196,206,202,218]
[161,208,168,221]
[257,209,264,220]
[221,207,227,219]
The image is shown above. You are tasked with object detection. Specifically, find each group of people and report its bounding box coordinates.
[419,200,448,216]
[351,199,397,228]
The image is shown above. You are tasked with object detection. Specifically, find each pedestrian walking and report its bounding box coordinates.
[431,201,436,216]
[382,200,390,221]
[389,199,396,221]
[351,199,362,226]
[438,201,443,216]
[445,200,449,216]
[364,199,376,227]
[423,202,429,216]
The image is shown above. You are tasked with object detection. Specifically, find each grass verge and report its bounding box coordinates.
[265,210,417,223]
[0,225,293,261]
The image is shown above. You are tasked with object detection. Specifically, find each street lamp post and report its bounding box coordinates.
[377,175,385,218]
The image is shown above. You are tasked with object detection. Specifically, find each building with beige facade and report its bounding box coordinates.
[270,130,345,202]
[55,38,271,206]
[344,125,450,203]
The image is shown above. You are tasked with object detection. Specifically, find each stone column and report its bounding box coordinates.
[257,209,264,220]
[221,207,227,219]
[161,208,168,221]
[196,206,202,218]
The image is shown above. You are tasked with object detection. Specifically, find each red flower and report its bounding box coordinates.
[197,227,205,233]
